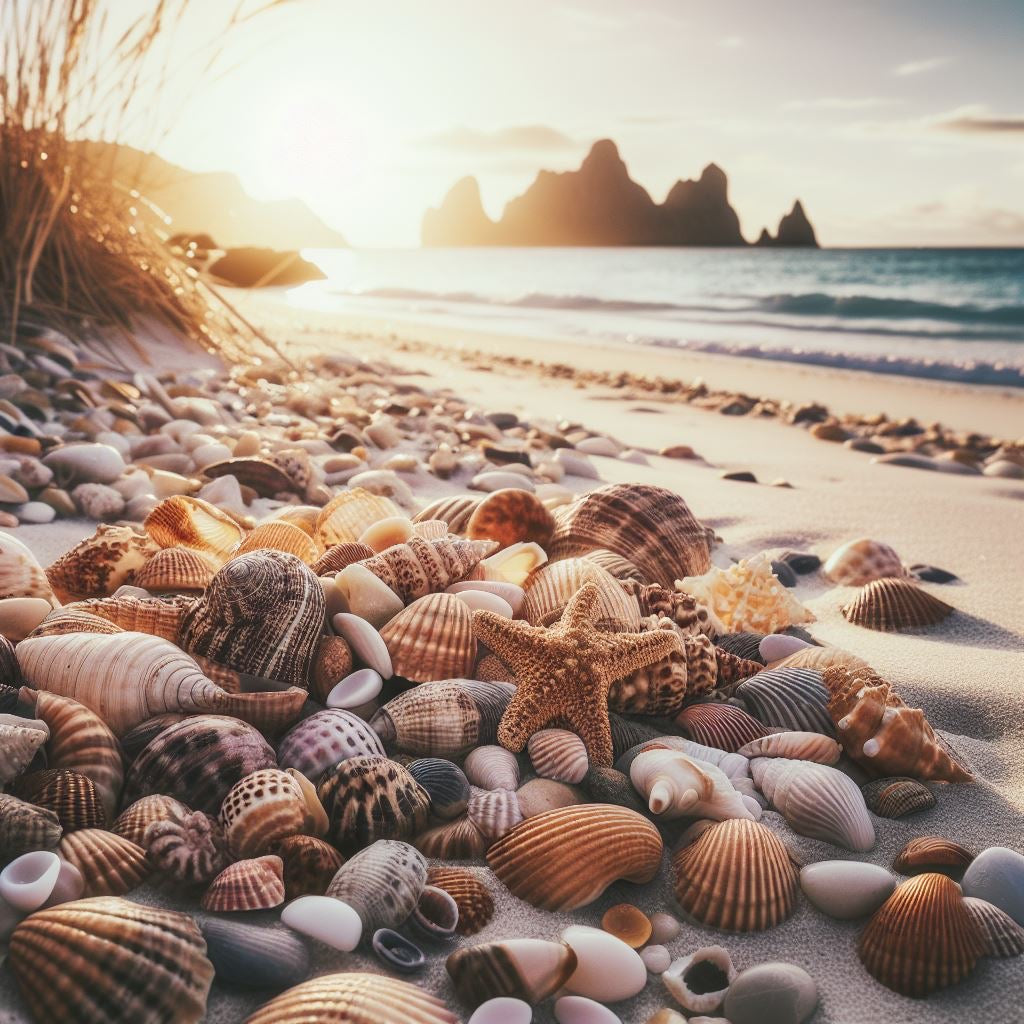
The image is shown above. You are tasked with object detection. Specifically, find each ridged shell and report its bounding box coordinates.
[582,548,644,582]
[68,595,192,642]
[28,607,124,637]
[737,730,842,765]
[202,855,286,911]
[278,708,386,781]
[467,787,523,841]
[46,525,158,601]
[672,817,799,931]
[751,757,875,851]
[133,546,219,593]
[144,809,228,885]
[824,538,905,586]
[317,488,401,547]
[10,767,107,831]
[446,939,577,1007]
[311,541,375,576]
[616,736,751,781]
[310,634,354,704]
[675,702,771,752]
[774,645,871,674]
[715,646,764,686]
[715,632,767,664]
[325,839,427,932]
[735,667,836,736]
[842,577,955,632]
[861,777,937,818]
[464,745,521,791]
[204,457,296,497]
[8,896,213,1024]
[270,834,345,900]
[234,521,320,563]
[414,495,480,534]
[549,483,712,585]
[893,836,974,876]
[0,530,57,604]
[857,872,985,996]
[527,729,589,784]
[59,828,150,896]
[0,712,48,784]
[608,713,666,761]
[486,804,663,910]
[379,592,476,682]
[963,896,1024,957]
[466,488,556,549]
[317,755,431,854]
[414,815,488,860]
[125,714,276,814]
[521,558,641,632]
[271,506,320,537]
[201,917,311,990]
[0,792,62,858]
[244,971,457,1024]
[427,866,494,935]
[357,536,496,602]
[112,794,191,845]
[144,495,242,558]
[407,759,471,818]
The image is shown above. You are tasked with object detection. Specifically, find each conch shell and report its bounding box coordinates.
[629,748,759,821]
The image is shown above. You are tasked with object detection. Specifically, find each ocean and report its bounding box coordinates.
[286,247,1024,388]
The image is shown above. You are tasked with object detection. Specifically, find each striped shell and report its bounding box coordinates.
[59,828,150,896]
[842,577,955,632]
[774,645,871,674]
[447,939,577,1007]
[824,538,905,586]
[46,525,158,601]
[144,810,228,885]
[406,759,471,818]
[427,866,494,935]
[317,488,401,547]
[271,506,319,537]
[858,873,985,997]
[357,536,496,603]
[521,558,641,632]
[527,729,589,784]
[133,546,219,593]
[9,896,213,1024]
[203,457,295,497]
[0,712,48,784]
[119,713,186,765]
[144,495,242,558]
[466,488,556,549]
[734,667,836,736]
[0,793,62,859]
[582,548,644,582]
[675,702,771,752]
[621,580,721,639]
[28,607,124,638]
[202,855,286,911]
[277,708,386,782]
[715,632,766,664]
[234,521,319,563]
[467,787,523,841]
[0,530,57,604]
[963,897,1024,957]
[311,541,375,577]
[861,777,937,818]
[463,745,521,791]
[486,804,662,910]
[672,817,799,931]
[893,836,974,876]
[414,495,479,534]
[325,839,427,933]
[270,834,345,900]
[378,592,476,682]
[738,731,841,764]
[415,815,488,860]
[10,768,107,831]
[68,595,192,642]
[112,794,191,845]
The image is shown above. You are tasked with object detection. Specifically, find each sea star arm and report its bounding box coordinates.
[604,628,682,680]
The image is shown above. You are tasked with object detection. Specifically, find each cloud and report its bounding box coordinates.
[934,107,1024,134]
[418,124,578,153]
[893,56,953,76]
[783,97,899,112]
[719,36,745,49]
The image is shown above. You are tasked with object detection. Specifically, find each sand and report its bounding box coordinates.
[1,309,1022,1024]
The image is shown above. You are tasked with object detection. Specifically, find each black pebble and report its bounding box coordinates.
[721,470,758,483]
[778,550,822,574]
[770,560,799,588]
[909,564,960,584]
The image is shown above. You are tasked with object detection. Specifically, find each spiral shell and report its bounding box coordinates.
[893,836,974,876]
[357,536,496,603]
[446,938,577,1008]
[527,729,589,784]
[317,488,401,547]
[631,749,757,822]
[144,810,228,885]
[466,488,556,549]
[737,730,841,765]
[325,839,427,933]
[0,792,62,859]
[464,745,521,791]
[46,525,158,601]
[841,577,955,632]
[609,617,691,715]
[112,794,191,845]
[311,541,375,577]
[379,592,476,683]
[144,495,242,558]
[427,866,494,935]
[278,708,385,782]
[8,896,214,1024]
[0,712,48,784]
[521,558,641,632]
[270,834,345,900]
[202,855,286,912]
[133,546,219,593]
[824,538,905,586]
[234,521,320,563]
[675,702,771,752]
[861,777,936,818]
[616,736,750,782]
[59,828,150,896]
[406,759,471,818]
[734,667,836,736]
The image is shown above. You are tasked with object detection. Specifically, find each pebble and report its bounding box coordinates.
[326,668,384,710]
[720,470,757,483]
[983,459,1024,479]
[759,634,811,663]
[0,851,61,912]
[777,550,821,574]
[649,912,681,944]
[770,560,798,588]
[561,925,647,1002]
[0,476,29,504]
[72,482,125,520]
[554,995,622,1024]
[962,846,1024,924]
[908,563,959,584]
[470,471,535,493]
[660,445,698,459]
[640,944,671,974]
[554,449,599,479]
[844,437,885,454]
[42,443,126,484]
[799,861,896,919]
[575,436,619,457]
[619,449,649,465]
[332,613,393,678]
[0,597,52,642]
[280,894,362,951]
[468,998,533,1024]
[515,778,583,818]
[0,510,18,528]
[872,452,978,475]
[450,590,514,617]
[14,501,56,524]
[644,1013,688,1024]
[723,963,818,1024]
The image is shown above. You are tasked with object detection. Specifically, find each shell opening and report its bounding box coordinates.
[684,958,730,994]
[862,738,880,757]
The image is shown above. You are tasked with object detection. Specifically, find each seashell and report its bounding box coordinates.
[112,794,191,845]
[581,548,644,582]
[522,559,641,632]
[468,787,523,841]
[447,938,578,1007]
[630,749,758,821]
[27,606,124,638]
[962,897,1024,957]
[774,644,870,674]
[608,713,666,761]
[331,564,405,629]
[125,714,276,814]
[373,927,426,971]
[144,809,229,885]
[0,632,20,685]
[270,834,345,900]
[0,531,58,604]
[675,702,770,752]
[0,850,62,912]
[317,488,401,547]
[427,866,494,935]
[332,611,393,677]
[407,759,471,818]
[269,505,320,537]
[476,541,547,586]
[527,729,589,784]
[465,744,521,791]
[311,541,375,576]
[0,596,51,642]
[601,903,652,948]
[234,520,320,563]
[893,836,974,876]
[144,495,243,558]
[408,884,460,941]
[734,667,835,736]
[325,839,427,933]
[46,525,159,601]
[204,456,296,497]
[672,817,799,931]
[415,495,480,534]
[219,767,327,859]
[678,554,815,634]
[59,828,150,896]
[549,483,712,585]
[616,736,750,781]
[415,814,489,860]
[466,488,556,550]
[448,588,512,621]
[317,755,431,854]
[487,804,662,911]
[714,632,766,664]
[10,767,107,831]
[244,971,457,1024]
[737,730,840,764]
[357,535,496,602]
[663,945,737,1014]
[0,712,48,783]
[759,632,811,663]
[448,579,526,615]
[861,777,936,818]
[857,872,985,996]
[278,708,385,781]
[610,617,691,715]
[68,594,193,642]
[824,538,905,586]
[9,896,214,1024]
[202,854,286,911]
[358,515,415,553]
[118,712,186,764]
[560,923,648,1002]
[201,917,311,990]
[714,645,763,686]
[0,792,62,858]
[310,634,354,703]
[751,756,875,851]
[841,577,955,632]
[379,592,476,682]
[133,546,218,593]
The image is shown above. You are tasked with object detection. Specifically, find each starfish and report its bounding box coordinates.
[472,581,683,766]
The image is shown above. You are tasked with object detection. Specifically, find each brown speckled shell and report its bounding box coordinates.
[133,546,219,593]
[144,495,242,559]
[59,828,150,896]
[202,855,285,911]
[325,839,427,933]
[357,536,496,603]
[270,834,345,900]
[310,634,354,703]
[893,836,974,876]
[46,525,158,601]
[609,617,690,715]
[379,592,476,682]
[233,521,320,564]
[620,580,719,638]
[824,538,905,586]
[842,577,955,632]
[427,866,494,935]
[10,768,107,831]
[144,809,229,885]
[466,488,555,550]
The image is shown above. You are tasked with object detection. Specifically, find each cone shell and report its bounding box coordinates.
[244,971,457,1024]
[414,495,479,534]
[963,896,1024,957]
[672,817,799,931]
[317,488,401,547]
[46,525,158,601]
[112,794,192,845]
[737,730,842,765]
[202,855,286,911]
[427,866,494,935]
[8,896,214,1024]
[857,872,985,997]
[311,541,375,577]
[527,729,589,784]
[522,559,641,632]
[824,538,905,586]
[69,595,193,642]
[10,767,107,831]
[0,712,48,784]
[379,592,476,682]
[631,749,757,822]
[270,834,345,900]
[675,702,771,752]
[486,804,662,911]
[861,777,936,818]
[310,634,353,703]
[0,530,58,604]
[842,577,954,632]
[681,634,720,697]
[464,745,521,791]
[893,836,974,876]
[735,667,835,736]
[278,708,385,782]
[466,488,556,550]
[415,815,488,860]
[358,536,496,603]
[325,839,427,933]
[446,939,577,1007]
[144,495,242,559]
[0,792,62,858]
[59,828,150,896]
[133,546,219,593]
[143,809,228,885]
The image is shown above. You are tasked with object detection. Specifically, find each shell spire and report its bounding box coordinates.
[356,535,497,603]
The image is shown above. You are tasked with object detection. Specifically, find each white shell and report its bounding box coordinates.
[468,998,533,1024]
[326,669,384,710]
[663,946,737,1014]
[450,590,514,618]
[759,634,811,663]
[333,564,404,629]
[332,612,393,678]
[447,580,525,615]
[561,925,647,1002]
[280,894,362,951]
[478,542,548,586]
[0,851,61,912]
[630,749,759,822]
[554,995,622,1024]
[463,746,520,791]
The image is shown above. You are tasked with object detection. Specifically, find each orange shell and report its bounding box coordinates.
[59,828,150,896]
[466,488,556,550]
[841,577,954,632]
[201,855,285,912]
[233,521,320,564]
[427,866,495,935]
[379,592,476,683]
[522,559,641,632]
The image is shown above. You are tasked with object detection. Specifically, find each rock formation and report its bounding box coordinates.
[756,200,819,247]
[422,177,497,246]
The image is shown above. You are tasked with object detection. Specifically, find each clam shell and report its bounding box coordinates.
[10,768,107,831]
[312,541,376,577]
[861,777,936,818]
[204,457,296,497]
[734,667,835,736]
[46,525,158,601]
[522,559,641,633]
[415,815,488,860]
[278,708,385,782]
[244,971,457,1024]
[357,536,496,603]
[608,713,665,761]
[464,745,521,791]
[466,488,556,549]
[68,595,193,642]
[201,917,311,990]
[672,817,799,931]
[675,702,771,752]
[476,541,547,586]
[270,834,345,900]
[407,758,471,818]
[427,866,494,935]
[857,872,985,996]
[309,634,354,703]
[0,792,62,859]
[486,804,662,911]
[112,794,191,845]
[414,495,480,534]
[775,645,870,673]
[962,896,1024,957]
[8,896,214,1024]
[0,530,57,604]
[133,546,219,593]
[234,521,319,563]
[379,592,476,682]
[59,828,150,896]
[893,836,974,876]
[527,729,589,784]
[467,787,523,841]
[581,548,644,582]
[144,809,228,885]
[325,839,427,933]
[144,495,242,558]
[202,854,286,911]
[317,755,431,854]
[737,731,841,765]
[824,538,905,586]
[446,939,577,1007]
[0,712,48,784]
[317,488,401,547]
[842,577,955,632]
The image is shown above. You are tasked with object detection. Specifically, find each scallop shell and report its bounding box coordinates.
[407,759,471,818]
[357,536,496,603]
[893,836,974,876]
[737,731,842,765]
[379,592,476,682]
[270,505,320,537]
[521,559,641,632]
[309,635,354,703]
[582,548,644,582]
[751,756,875,852]
[10,767,107,831]
[734,667,836,736]
[446,939,577,1008]
[325,839,427,933]
[630,749,758,821]
[0,531,57,604]
[824,538,905,586]
[8,896,214,1024]
[317,488,401,548]
[0,793,62,858]
[414,495,479,534]
[962,896,1024,957]
[244,971,457,1024]
[608,713,666,761]
[467,787,523,841]
[465,488,556,550]
[672,817,799,931]
[125,714,276,814]
[112,794,192,845]
[270,834,345,900]
[180,550,325,689]
[841,577,955,632]
[144,495,242,558]
[311,541,376,576]
[414,815,488,860]
[317,755,431,854]
[68,595,193,642]
[234,521,320,564]
[278,708,385,782]
[144,810,229,885]
[201,917,312,991]
[486,804,662,911]
[861,777,936,818]
[133,546,219,593]
[202,855,286,911]
[204,457,296,497]
[549,483,712,586]
[675,702,771,752]
[464,744,521,791]
[857,872,985,996]
[59,828,150,896]
[46,525,158,601]
[527,729,589,784]
[0,712,48,784]
[427,866,494,935]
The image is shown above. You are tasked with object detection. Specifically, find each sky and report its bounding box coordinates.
[132,0,1024,247]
